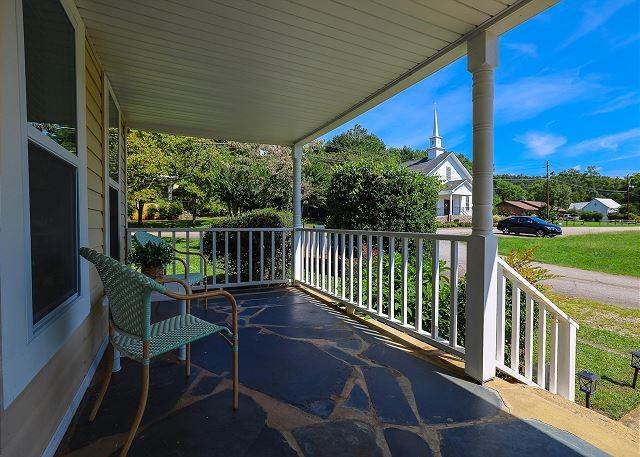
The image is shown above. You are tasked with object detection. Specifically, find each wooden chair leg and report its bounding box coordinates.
[185,343,191,377]
[120,364,149,457]
[89,344,114,422]
[233,338,238,410]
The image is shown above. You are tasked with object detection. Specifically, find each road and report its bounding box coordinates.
[436,226,640,309]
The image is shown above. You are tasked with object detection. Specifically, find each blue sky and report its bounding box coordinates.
[320,0,640,177]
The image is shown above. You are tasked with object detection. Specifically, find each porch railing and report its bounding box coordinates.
[125,225,578,401]
[298,228,468,358]
[496,257,578,400]
[126,227,292,288]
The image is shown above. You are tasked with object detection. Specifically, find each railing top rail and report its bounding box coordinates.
[126,227,293,233]
[497,257,579,328]
[298,227,469,242]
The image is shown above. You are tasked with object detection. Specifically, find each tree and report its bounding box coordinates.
[326,161,441,233]
[324,124,385,155]
[127,130,166,224]
[494,178,527,202]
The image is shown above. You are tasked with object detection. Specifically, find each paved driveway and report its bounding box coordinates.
[436,226,640,309]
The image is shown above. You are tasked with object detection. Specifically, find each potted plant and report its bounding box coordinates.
[128,239,174,280]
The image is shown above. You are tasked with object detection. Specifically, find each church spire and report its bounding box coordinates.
[433,102,440,138]
[428,102,445,159]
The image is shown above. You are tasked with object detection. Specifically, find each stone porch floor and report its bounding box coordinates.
[56,287,610,456]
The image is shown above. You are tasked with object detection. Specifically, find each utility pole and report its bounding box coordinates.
[627,175,631,210]
[546,160,550,220]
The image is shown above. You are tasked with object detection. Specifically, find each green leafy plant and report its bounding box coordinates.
[128,239,174,271]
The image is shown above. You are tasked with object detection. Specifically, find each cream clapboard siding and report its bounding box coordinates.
[0,37,110,457]
[86,39,106,305]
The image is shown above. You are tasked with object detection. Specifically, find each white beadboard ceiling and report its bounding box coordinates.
[77,0,558,145]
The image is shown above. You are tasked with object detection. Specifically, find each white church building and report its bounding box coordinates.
[405,106,473,219]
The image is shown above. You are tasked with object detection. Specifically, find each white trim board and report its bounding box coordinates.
[42,336,108,457]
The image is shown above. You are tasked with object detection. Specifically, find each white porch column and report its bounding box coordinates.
[449,194,453,218]
[465,31,499,382]
[292,144,303,282]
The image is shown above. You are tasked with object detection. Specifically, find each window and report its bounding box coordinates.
[109,186,120,259]
[465,196,470,211]
[28,142,78,324]
[446,166,452,180]
[23,0,77,154]
[23,0,79,326]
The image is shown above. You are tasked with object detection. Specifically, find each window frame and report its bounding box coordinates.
[103,77,122,260]
[11,0,89,367]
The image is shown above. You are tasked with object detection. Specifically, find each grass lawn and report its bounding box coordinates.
[129,217,214,229]
[498,231,640,277]
[552,293,640,420]
[560,220,640,227]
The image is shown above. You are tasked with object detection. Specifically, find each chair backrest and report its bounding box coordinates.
[79,247,166,339]
[134,231,168,249]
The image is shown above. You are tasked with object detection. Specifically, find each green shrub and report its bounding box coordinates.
[579,210,603,221]
[128,238,174,270]
[157,200,184,220]
[325,161,440,233]
[202,209,293,282]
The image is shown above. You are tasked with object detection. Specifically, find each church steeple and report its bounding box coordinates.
[428,103,445,159]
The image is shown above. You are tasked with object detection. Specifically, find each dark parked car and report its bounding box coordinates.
[497,216,562,237]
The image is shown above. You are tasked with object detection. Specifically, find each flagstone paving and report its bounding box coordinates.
[56,287,608,456]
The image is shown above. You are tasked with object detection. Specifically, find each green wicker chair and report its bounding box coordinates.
[79,247,238,457]
[133,231,212,309]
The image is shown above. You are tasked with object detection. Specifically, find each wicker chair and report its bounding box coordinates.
[79,247,238,457]
[132,231,212,309]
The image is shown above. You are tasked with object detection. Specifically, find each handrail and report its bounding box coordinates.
[497,257,578,328]
[298,227,469,242]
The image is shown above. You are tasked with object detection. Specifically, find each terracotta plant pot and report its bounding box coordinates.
[142,265,165,280]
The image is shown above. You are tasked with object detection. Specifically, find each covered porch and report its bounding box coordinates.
[2,0,636,456]
[56,287,611,456]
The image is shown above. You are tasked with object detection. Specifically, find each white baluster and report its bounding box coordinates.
[260,231,264,282]
[511,283,521,372]
[377,235,384,316]
[271,231,275,281]
[341,233,346,299]
[224,231,229,284]
[248,231,253,283]
[349,234,354,303]
[549,315,558,394]
[537,306,547,388]
[357,234,363,308]
[450,241,459,348]
[524,294,534,379]
[496,265,506,362]
[416,238,424,332]
[431,239,440,337]
[389,237,395,320]
[367,234,373,311]
[402,237,408,326]
[237,230,241,283]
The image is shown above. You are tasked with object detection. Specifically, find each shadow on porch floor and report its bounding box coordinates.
[56,287,607,456]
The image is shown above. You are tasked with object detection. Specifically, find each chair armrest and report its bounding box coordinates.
[161,288,238,336]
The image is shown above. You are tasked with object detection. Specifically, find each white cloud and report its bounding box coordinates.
[590,92,640,115]
[560,0,634,49]
[504,42,538,58]
[566,128,640,156]
[514,131,567,157]
[495,72,603,123]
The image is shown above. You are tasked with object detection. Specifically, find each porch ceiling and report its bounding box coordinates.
[77,0,557,145]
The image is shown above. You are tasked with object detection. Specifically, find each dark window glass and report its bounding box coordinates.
[109,186,120,259]
[23,0,77,153]
[108,94,119,182]
[28,142,78,324]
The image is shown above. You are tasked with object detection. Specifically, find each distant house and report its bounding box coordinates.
[496,200,546,216]
[569,198,621,221]
[405,105,472,219]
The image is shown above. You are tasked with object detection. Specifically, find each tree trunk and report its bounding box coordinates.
[137,201,145,225]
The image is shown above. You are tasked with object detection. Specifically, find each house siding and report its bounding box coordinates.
[0,38,117,457]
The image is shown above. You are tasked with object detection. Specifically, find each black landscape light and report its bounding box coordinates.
[576,370,599,409]
[631,350,640,389]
